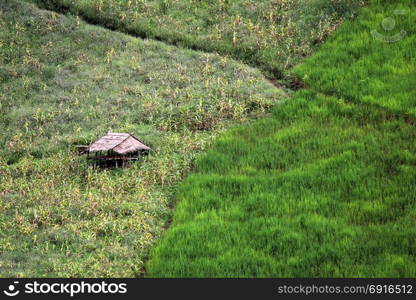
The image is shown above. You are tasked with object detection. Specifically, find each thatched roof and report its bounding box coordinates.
[88,133,151,154]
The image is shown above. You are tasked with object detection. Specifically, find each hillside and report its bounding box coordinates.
[147,0,416,277]
[28,0,365,80]
[0,0,283,277]
[1,0,414,278]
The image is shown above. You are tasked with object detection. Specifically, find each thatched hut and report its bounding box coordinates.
[79,132,151,168]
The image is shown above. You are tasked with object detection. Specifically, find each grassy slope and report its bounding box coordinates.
[29,0,365,79]
[295,0,416,116]
[147,0,416,277]
[0,0,283,277]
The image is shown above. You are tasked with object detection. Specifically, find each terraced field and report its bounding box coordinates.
[1,0,414,277]
[148,91,416,277]
[147,0,416,277]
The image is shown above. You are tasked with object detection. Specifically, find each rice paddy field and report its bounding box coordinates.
[1,0,415,277]
[148,91,416,277]
[147,0,416,277]
[294,0,416,116]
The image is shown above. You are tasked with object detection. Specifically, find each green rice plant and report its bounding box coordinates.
[294,0,416,116]
[148,91,416,277]
[147,0,416,277]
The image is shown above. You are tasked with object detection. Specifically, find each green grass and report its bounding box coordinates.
[147,0,416,277]
[28,0,365,79]
[295,0,416,116]
[148,92,416,277]
[0,0,283,277]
